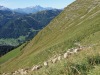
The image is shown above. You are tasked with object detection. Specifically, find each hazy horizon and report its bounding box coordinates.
[0,0,75,9]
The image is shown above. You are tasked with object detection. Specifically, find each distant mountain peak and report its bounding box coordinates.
[34,5,42,8]
[25,5,43,9]
[14,5,57,14]
[0,5,10,11]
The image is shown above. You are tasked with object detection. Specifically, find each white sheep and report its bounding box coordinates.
[18,69,24,72]
[31,66,36,71]
[77,47,82,51]
[67,51,74,55]
[35,65,42,70]
[73,48,78,53]
[2,73,10,75]
[15,71,19,74]
[64,53,68,58]
[21,70,27,75]
[79,47,83,50]
[31,65,42,71]
[58,56,61,61]
[43,61,48,66]
[24,67,30,73]
[17,69,27,75]
[12,72,17,75]
[12,71,17,75]
[51,58,58,63]
[6,73,10,75]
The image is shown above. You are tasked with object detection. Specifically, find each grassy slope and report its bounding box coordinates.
[0,43,26,64]
[0,0,100,74]
[29,43,100,75]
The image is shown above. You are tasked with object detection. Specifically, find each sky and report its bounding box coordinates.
[0,0,75,9]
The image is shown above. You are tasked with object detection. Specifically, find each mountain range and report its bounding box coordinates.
[0,5,57,14]
[0,7,62,46]
[0,0,100,75]
[14,5,56,14]
[0,6,62,56]
[0,6,11,11]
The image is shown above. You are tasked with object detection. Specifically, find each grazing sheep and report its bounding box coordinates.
[21,70,27,75]
[67,51,74,55]
[11,72,14,75]
[44,61,48,66]
[2,73,6,75]
[51,58,58,63]
[36,65,42,70]
[24,67,31,73]
[31,66,36,71]
[73,48,78,53]
[24,67,30,73]
[12,72,15,75]
[18,69,24,72]
[14,71,19,74]
[31,65,42,71]
[12,72,17,75]
[58,56,61,61]
[77,47,82,51]
[64,53,68,58]
[17,69,27,75]
[79,47,83,50]
[2,73,10,75]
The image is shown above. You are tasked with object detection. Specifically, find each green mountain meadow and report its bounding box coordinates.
[0,0,100,75]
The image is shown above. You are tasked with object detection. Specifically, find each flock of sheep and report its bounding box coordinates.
[2,44,91,75]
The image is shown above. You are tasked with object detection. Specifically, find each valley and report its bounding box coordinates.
[0,7,62,56]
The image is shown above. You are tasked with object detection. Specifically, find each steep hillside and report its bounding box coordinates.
[0,0,100,74]
[31,9,62,27]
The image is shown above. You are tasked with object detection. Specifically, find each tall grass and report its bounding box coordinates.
[29,45,100,75]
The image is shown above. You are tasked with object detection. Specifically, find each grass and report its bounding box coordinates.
[28,44,100,75]
[0,43,26,64]
[0,0,100,74]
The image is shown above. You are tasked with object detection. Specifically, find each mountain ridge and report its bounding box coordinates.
[0,6,11,11]
[13,5,58,14]
[0,5,61,14]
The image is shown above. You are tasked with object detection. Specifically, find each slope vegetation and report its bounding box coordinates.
[0,0,100,74]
